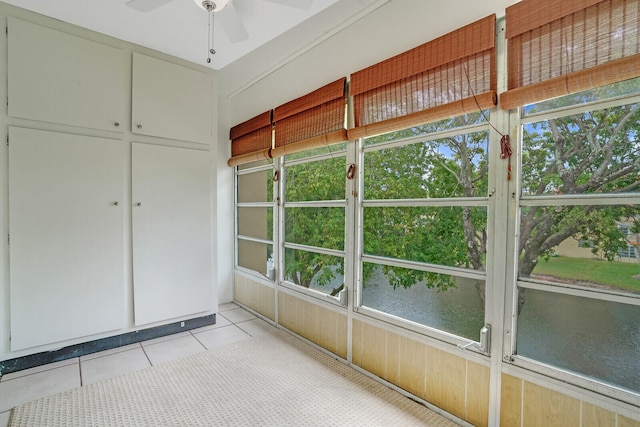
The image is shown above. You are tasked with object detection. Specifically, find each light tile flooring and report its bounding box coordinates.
[0,303,266,427]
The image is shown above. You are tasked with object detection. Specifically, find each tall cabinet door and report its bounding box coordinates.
[8,127,126,351]
[132,143,213,326]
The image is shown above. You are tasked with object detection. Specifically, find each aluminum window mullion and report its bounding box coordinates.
[283,241,345,258]
[363,197,489,207]
[518,278,640,306]
[284,200,347,208]
[237,202,275,208]
[355,306,482,351]
[237,234,273,246]
[361,254,486,281]
[520,193,640,206]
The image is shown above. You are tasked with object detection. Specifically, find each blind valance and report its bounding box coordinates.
[500,0,640,110]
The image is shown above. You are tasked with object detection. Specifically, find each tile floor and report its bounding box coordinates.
[0,303,267,427]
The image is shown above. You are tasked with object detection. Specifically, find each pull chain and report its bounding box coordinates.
[207,3,215,63]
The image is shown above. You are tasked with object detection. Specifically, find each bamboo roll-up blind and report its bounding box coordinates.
[228,111,273,167]
[272,78,347,158]
[349,15,496,136]
[348,92,497,140]
[501,0,640,110]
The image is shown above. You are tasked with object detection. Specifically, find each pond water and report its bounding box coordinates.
[517,288,640,393]
[359,269,640,394]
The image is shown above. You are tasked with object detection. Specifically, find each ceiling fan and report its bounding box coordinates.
[126,0,313,62]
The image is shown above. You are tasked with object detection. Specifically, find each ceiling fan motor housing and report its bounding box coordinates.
[195,0,230,12]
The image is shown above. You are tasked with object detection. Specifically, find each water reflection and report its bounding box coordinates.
[517,288,640,393]
[362,267,485,341]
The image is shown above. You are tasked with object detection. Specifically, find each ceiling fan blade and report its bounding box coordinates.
[219,3,249,43]
[260,0,313,10]
[126,0,176,12]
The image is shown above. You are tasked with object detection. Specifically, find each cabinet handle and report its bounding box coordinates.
[137,124,142,129]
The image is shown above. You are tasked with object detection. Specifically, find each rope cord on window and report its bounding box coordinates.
[463,64,512,181]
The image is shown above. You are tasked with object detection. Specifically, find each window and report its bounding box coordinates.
[357,113,491,341]
[235,160,276,279]
[281,148,348,298]
[512,79,640,394]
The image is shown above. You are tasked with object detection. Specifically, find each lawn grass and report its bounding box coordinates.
[532,256,640,293]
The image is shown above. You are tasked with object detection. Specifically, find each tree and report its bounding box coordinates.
[520,82,640,280]
[282,155,346,291]
[361,113,489,290]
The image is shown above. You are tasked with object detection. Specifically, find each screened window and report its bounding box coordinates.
[358,113,490,341]
[514,79,640,394]
[235,160,276,279]
[281,148,348,298]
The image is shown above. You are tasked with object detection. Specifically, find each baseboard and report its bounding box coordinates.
[0,314,216,375]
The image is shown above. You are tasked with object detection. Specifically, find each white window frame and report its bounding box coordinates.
[353,120,498,351]
[504,92,640,406]
[278,148,351,307]
[234,162,278,282]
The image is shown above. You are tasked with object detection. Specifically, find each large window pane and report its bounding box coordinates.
[285,207,344,251]
[285,157,345,202]
[516,288,640,393]
[284,248,344,295]
[364,132,489,200]
[364,206,487,269]
[522,103,640,197]
[237,207,272,240]
[238,240,273,278]
[362,263,484,340]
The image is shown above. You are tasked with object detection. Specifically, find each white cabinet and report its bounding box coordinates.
[8,17,125,132]
[4,19,216,352]
[132,143,213,326]
[8,127,126,351]
[132,53,213,145]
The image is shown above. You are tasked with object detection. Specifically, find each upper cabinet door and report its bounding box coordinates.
[132,53,213,145]
[7,17,125,132]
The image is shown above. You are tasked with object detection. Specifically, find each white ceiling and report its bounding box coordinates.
[0,0,367,70]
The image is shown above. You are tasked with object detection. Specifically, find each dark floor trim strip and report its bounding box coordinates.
[0,314,216,375]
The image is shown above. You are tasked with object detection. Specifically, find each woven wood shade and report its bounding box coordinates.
[349,15,496,137]
[228,111,273,167]
[272,78,347,158]
[501,0,640,110]
[348,92,497,140]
